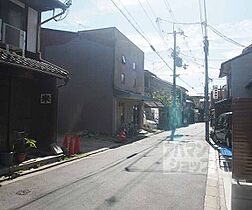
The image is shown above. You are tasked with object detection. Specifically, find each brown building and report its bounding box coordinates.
[0,0,69,154]
[41,27,144,136]
[220,48,252,182]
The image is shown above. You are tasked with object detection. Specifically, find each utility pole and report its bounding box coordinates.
[203,0,209,142]
[171,29,177,141]
[169,25,183,141]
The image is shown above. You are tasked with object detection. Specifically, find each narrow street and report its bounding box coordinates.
[0,123,209,210]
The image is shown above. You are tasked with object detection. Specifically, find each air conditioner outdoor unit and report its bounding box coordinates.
[2,23,25,50]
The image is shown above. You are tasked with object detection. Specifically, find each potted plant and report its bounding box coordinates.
[14,137,37,163]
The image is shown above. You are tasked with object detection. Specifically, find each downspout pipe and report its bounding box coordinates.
[55,74,69,143]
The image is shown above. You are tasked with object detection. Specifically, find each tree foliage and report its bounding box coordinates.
[152,91,171,107]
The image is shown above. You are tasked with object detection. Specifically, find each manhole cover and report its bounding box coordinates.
[16,189,31,195]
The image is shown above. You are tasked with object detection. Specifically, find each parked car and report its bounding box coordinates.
[143,119,158,130]
[213,112,232,147]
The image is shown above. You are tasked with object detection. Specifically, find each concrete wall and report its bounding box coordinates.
[114,29,144,95]
[41,28,144,136]
[231,53,252,98]
[41,29,115,135]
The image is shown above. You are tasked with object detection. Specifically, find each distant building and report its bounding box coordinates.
[210,85,230,126]
[189,95,204,122]
[210,85,226,108]
[41,27,144,136]
[144,70,189,129]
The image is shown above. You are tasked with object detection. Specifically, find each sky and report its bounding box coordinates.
[42,0,252,95]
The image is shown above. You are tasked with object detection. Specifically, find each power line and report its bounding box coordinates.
[109,0,195,91]
[163,0,176,21]
[117,0,146,37]
[207,24,246,48]
[158,18,202,25]
[146,0,158,19]
[136,0,159,34]
[178,53,226,61]
[108,0,171,71]
[110,0,151,45]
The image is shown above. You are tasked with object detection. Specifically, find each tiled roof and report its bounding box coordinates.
[0,48,69,79]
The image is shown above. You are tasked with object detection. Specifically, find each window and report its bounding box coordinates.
[133,79,136,88]
[133,62,136,70]
[121,55,126,64]
[144,76,150,88]
[8,1,25,31]
[119,102,125,124]
[121,73,125,84]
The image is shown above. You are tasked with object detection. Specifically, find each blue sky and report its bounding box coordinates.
[43,0,252,95]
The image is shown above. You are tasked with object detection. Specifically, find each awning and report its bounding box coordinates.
[114,88,144,100]
[144,101,164,108]
[0,49,69,79]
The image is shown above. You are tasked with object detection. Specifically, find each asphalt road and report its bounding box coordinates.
[0,123,209,210]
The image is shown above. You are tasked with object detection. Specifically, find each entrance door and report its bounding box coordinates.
[133,105,139,126]
[0,77,10,152]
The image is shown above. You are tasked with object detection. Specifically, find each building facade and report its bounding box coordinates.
[220,47,252,182]
[41,27,144,136]
[0,0,69,153]
[144,70,189,129]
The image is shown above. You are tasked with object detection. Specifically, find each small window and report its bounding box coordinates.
[144,76,150,88]
[133,62,136,70]
[121,73,125,84]
[133,79,136,88]
[121,55,126,64]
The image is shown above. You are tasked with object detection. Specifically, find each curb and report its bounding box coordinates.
[0,147,110,183]
[204,146,221,210]
[204,145,228,210]
[0,130,165,183]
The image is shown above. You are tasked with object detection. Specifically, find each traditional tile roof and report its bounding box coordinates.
[0,48,69,79]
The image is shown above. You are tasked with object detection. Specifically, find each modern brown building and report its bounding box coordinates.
[41,27,144,136]
[0,0,69,154]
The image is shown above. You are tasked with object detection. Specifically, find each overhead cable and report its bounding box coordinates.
[109,0,195,91]
[207,24,246,48]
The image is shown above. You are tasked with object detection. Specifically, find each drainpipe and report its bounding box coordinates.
[54,77,69,143]
[37,3,71,142]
